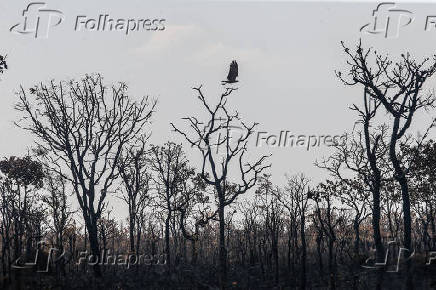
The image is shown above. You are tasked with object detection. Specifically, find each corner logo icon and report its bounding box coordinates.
[10,2,64,39]
[360,2,413,39]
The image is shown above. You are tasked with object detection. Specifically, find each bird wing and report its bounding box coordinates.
[227,60,238,82]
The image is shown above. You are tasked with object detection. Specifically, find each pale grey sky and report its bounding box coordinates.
[1,0,436,220]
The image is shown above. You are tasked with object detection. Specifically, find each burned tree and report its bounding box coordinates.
[316,126,390,264]
[176,169,215,265]
[311,181,344,290]
[339,42,436,275]
[0,156,45,279]
[256,174,283,285]
[0,179,13,277]
[407,140,436,251]
[150,142,189,269]
[117,136,151,253]
[42,173,74,275]
[16,74,156,276]
[0,156,44,266]
[282,173,311,289]
[43,173,74,253]
[171,85,270,288]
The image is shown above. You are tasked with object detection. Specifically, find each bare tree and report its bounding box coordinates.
[285,174,310,289]
[239,196,261,270]
[174,167,216,266]
[150,142,188,269]
[117,136,151,253]
[171,85,270,288]
[256,174,283,285]
[312,181,344,290]
[42,172,74,275]
[407,140,436,250]
[16,74,156,276]
[338,42,436,266]
[97,210,119,268]
[316,126,389,264]
[0,156,45,264]
[43,173,74,251]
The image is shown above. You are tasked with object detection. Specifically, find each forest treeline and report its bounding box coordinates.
[1,42,436,289]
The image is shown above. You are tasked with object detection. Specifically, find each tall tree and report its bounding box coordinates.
[0,156,45,263]
[176,169,215,265]
[42,172,74,275]
[117,136,151,253]
[150,142,188,269]
[171,85,270,288]
[16,74,156,276]
[286,174,310,290]
[339,41,436,275]
[312,181,344,290]
[316,127,390,264]
[406,139,436,250]
[256,174,283,285]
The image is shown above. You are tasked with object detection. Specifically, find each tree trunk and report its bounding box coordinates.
[84,213,101,277]
[316,232,323,275]
[272,233,279,285]
[353,216,360,256]
[165,214,171,269]
[389,117,413,289]
[129,217,135,253]
[372,190,385,264]
[397,177,411,251]
[430,203,436,250]
[218,200,227,289]
[363,106,385,264]
[300,215,307,290]
[191,240,197,265]
[328,238,336,290]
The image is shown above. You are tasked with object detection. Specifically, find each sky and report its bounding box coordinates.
[1,0,436,221]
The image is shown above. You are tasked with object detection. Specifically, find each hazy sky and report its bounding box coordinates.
[1,0,436,220]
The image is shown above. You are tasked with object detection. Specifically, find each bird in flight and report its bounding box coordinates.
[0,55,7,74]
[222,60,238,85]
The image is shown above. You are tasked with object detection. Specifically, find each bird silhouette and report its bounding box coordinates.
[222,60,238,85]
[0,55,7,74]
